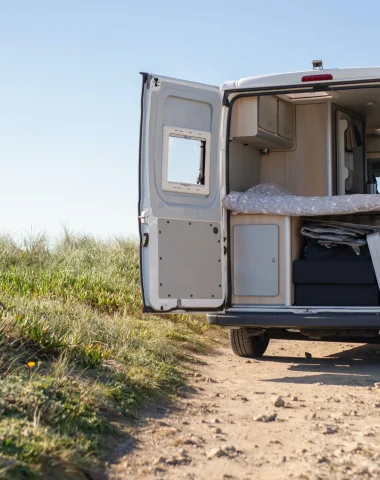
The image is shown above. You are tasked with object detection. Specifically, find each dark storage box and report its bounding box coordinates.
[293,259,380,306]
[293,260,376,285]
[295,284,379,306]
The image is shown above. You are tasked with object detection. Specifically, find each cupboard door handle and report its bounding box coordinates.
[267,122,271,126]
[285,129,289,133]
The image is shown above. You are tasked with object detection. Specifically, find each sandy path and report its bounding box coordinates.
[110,340,380,480]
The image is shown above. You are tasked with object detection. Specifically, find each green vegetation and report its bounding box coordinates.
[0,233,215,479]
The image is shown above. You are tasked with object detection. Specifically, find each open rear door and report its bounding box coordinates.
[138,73,225,313]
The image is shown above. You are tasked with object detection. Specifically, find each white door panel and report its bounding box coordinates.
[138,73,225,313]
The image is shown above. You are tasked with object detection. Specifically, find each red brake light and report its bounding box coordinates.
[301,74,333,82]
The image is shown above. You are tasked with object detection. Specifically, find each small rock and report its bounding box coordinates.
[207,447,226,459]
[166,454,192,466]
[215,427,222,434]
[375,403,380,408]
[305,352,312,359]
[182,421,190,425]
[311,413,317,419]
[246,360,252,363]
[323,426,338,435]
[222,445,237,455]
[152,457,166,465]
[273,396,285,408]
[254,413,277,422]
[292,396,299,401]
[317,455,328,464]
[206,377,217,383]
[213,418,221,424]
[282,456,287,463]
[194,372,202,378]
[157,421,170,427]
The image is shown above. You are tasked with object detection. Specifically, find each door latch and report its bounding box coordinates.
[141,233,149,248]
[150,77,161,90]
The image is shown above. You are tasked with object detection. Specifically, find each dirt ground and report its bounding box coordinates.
[110,340,380,480]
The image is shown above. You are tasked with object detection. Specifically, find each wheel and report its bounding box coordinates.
[229,329,270,358]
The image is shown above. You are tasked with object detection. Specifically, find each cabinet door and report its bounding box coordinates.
[233,224,279,296]
[258,96,278,134]
[278,100,295,141]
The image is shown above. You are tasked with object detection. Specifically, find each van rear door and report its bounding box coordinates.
[138,73,225,313]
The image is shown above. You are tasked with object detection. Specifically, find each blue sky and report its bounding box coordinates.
[1,0,380,239]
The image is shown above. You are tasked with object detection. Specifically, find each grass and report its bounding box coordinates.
[0,232,217,479]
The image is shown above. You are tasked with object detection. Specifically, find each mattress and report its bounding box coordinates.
[223,183,380,216]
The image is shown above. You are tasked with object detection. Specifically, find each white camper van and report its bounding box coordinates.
[138,62,380,358]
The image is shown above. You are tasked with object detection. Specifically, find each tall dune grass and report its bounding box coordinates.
[0,233,214,479]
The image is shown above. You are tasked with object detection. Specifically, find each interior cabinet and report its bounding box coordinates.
[230,96,295,150]
[278,99,295,141]
[258,96,278,134]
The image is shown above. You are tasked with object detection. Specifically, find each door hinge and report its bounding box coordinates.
[138,211,148,223]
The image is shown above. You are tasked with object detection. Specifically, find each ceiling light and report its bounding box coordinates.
[375,128,380,135]
[366,101,376,106]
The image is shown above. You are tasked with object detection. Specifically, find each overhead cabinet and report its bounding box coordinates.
[231,96,295,150]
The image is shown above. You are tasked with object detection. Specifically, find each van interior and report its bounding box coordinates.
[227,86,380,310]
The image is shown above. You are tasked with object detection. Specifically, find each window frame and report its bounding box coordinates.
[162,125,211,195]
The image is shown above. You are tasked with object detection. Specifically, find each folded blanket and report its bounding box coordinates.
[223,184,380,216]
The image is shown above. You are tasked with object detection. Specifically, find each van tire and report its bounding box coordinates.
[229,329,269,358]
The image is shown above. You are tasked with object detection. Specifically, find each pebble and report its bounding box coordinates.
[311,413,317,419]
[213,418,221,424]
[207,447,226,459]
[207,377,217,383]
[223,445,237,455]
[152,457,166,465]
[305,352,312,359]
[375,403,380,408]
[292,396,299,401]
[215,427,222,434]
[157,421,170,427]
[323,426,338,435]
[166,453,192,466]
[273,396,285,408]
[254,413,277,422]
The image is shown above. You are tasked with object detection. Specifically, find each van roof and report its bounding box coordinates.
[221,67,380,91]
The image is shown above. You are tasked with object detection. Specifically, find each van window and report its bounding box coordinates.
[162,126,211,195]
[167,136,205,185]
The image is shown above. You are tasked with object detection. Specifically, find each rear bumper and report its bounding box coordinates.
[208,311,380,329]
